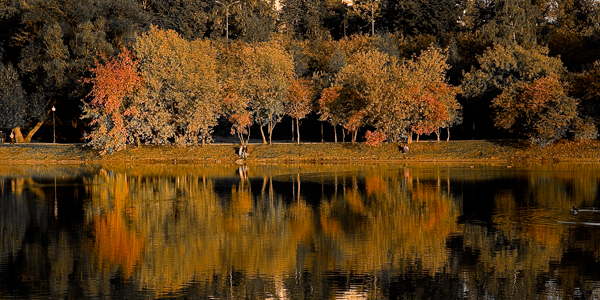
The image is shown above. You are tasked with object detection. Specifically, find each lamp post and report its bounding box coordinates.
[215,0,240,41]
[52,106,56,143]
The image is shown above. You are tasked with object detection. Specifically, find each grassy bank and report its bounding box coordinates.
[1,140,600,165]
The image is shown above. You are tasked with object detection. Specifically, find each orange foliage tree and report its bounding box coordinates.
[223,91,252,145]
[285,77,314,144]
[492,74,577,146]
[404,47,460,143]
[82,48,143,154]
[318,86,344,143]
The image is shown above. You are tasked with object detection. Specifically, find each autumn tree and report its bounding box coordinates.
[403,47,460,142]
[285,77,314,143]
[239,39,295,144]
[461,43,564,137]
[492,74,577,146]
[82,48,143,154]
[318,86,344,143]
[133,26,221,145]
[331,49,389,143]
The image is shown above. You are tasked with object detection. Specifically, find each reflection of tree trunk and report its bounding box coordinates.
[261,176,267,194]
[269,176,274,206]
[297,173,301,201]
[334,173,338,196]
[14,121,44,143]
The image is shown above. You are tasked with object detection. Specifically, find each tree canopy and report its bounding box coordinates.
[0,0,599,147]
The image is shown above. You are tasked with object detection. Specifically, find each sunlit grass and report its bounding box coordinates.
[0,139,599,164]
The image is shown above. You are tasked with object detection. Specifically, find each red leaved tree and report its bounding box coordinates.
[82,48,143,154]
[318,86,344,143]
[286,78,314,144]
[223,91,252,145]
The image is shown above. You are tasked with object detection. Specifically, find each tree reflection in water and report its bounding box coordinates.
[1,163,600,298]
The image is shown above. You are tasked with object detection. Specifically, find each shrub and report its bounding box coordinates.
[365,130,386,146]
[571,116,598,141]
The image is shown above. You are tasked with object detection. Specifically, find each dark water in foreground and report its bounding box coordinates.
[1,163,600,299]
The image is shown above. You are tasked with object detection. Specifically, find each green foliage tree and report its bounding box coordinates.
[0,63,26,129]
[544,0,600,71]
[235,0,278,43]
[461,0,542,46]
[280,0,328,38]
[568,61,600,132]
[2,0,146,142]
[350,0,385,36]
[141,0,211,41]
[392,0,461,36]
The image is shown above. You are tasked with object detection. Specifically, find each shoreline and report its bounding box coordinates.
[0,140,599,165]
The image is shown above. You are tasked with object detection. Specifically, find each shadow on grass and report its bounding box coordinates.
[490,139,530,150]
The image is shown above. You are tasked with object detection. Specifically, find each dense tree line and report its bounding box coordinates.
[1,0,600,151]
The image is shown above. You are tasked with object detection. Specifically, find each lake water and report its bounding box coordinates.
[1,163,600,299]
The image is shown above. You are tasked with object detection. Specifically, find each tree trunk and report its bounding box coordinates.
[342,129,346,143]
[334,125,337,143]
[291,118,294,142]
[260,126,267,144]
[352,130,358,144]
[408,132,413,144]
[267,122,275,144]
[371,5,375,36]
[14,121,44,143]
[435,128,440,142]
[321,122,324,142]
[416,134,420,142]
[296,118,300,144]
[446,127,450,142]
[245,125,251,145]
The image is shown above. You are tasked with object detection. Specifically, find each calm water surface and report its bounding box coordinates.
[1,163,600,299]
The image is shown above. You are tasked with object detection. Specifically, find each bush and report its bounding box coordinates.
[365,130,387,146]
[571,116,598,141]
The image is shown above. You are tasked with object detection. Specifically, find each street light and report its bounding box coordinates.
[52,106,56,143]
[215,0,240,41]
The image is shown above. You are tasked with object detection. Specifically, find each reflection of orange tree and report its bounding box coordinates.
[89,172,145,279]
[86,168,317,296]
[318,177,459,274]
